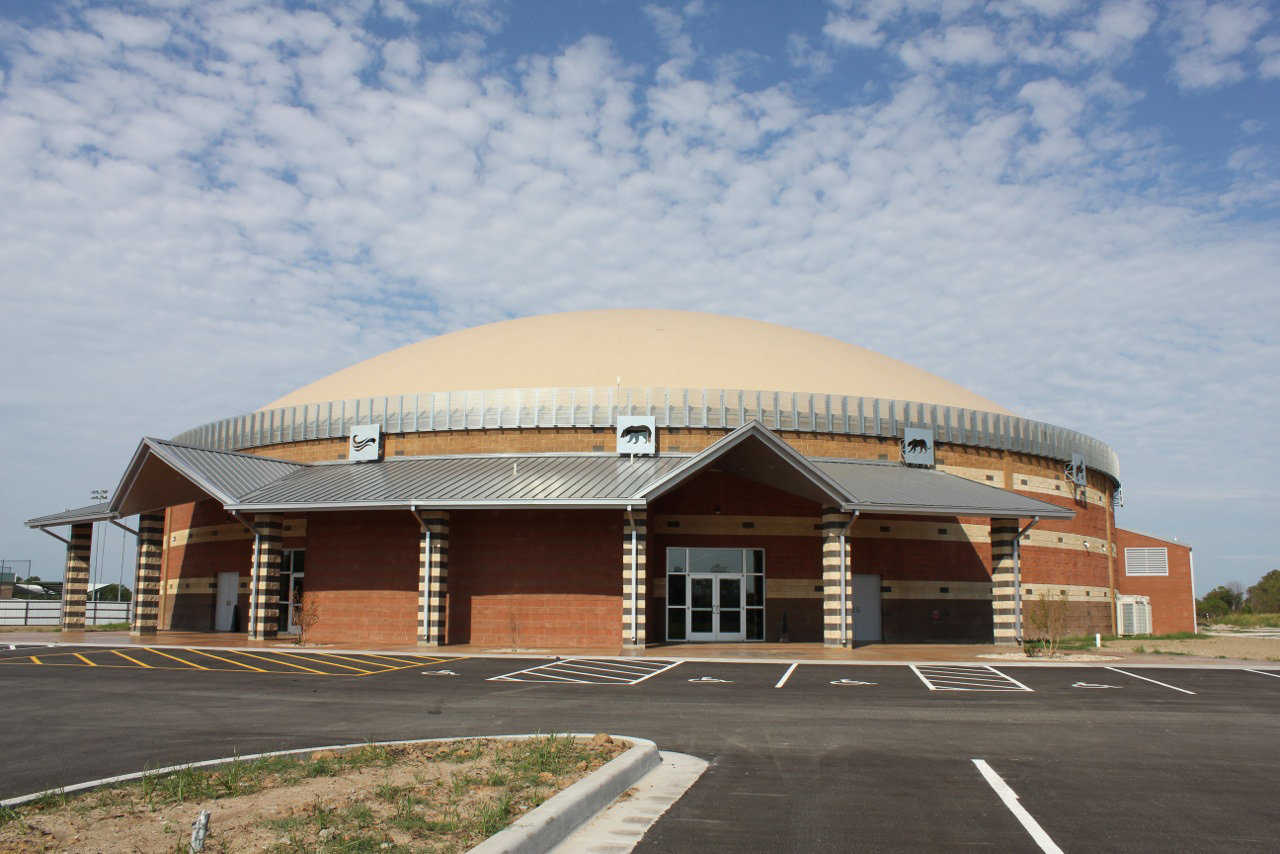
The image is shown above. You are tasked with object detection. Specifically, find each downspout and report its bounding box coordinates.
[626,505,637,646]
[1013,516,1039,644]
[840,511,860,647]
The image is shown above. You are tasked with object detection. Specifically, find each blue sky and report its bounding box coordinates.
[1,0,1277,596]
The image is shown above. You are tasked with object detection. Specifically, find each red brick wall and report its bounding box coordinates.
[1115,528,1195,634]
[304,511,419,645]
[447,509,622,647]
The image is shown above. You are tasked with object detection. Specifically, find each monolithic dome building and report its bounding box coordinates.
[27,310,1194,648]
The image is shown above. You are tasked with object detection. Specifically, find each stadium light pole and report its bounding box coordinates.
[89,489,108,615]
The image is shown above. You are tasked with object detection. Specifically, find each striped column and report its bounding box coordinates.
[247,514,284,640]
[129,512,164,636]
[61,523,93,631]
[622,510,647,647]
[821,509,853,647]
[991,517,1018,645]
[417,511,450,646]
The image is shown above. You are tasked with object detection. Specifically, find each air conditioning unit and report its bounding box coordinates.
[1116,595,1152,636]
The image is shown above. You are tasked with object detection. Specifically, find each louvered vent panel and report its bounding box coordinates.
[1124,547,1169,576]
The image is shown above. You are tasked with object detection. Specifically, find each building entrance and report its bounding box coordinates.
[666,547,765,642]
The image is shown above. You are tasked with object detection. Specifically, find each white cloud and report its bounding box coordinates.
[1166,0,1271,89]
[901,24,1005,67]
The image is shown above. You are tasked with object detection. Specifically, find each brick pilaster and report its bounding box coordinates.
[622,510,647,647]
[417,511,450,646]
[130,512,164,636]
[991,517,1019,644]
[247,514,284,640]
[821,509,854,647]
[61,522,93,631]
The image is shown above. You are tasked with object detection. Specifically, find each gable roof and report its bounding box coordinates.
[110,438,303,516]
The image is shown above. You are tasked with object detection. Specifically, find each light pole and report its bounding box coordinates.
[89,490,108,618]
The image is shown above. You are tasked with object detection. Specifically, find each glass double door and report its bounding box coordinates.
[688,574,745,642]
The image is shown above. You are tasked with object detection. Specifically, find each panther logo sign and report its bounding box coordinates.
[620,424,652,445]
[904,437,930,454]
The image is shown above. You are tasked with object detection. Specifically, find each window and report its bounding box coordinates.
[1124,547,1169,576]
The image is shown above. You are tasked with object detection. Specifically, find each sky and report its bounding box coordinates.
[1,0,1277,597]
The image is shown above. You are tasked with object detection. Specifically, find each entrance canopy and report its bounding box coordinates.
[28,422,1074,525]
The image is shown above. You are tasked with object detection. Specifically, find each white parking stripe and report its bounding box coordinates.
[972,760,1064,854]
[774,663,798,688]
[1245,669,1280,680]
[489,658,679,685]
[1105,667,1196,695]
[911,664,1033,692]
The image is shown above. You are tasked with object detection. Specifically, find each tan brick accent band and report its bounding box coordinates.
[417,511,450,646]
[991,517,1018,645]
[130,513,164,636]
[247,514,283,640]
[821,509,853,647]
[622,510,647,647]
[61,522,93,630]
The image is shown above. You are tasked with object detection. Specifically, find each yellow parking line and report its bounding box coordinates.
[30,655,41,665]
[111,650,153,668]
[234,650,329,674]
[304,651,397,671]
[146,648,208,670]
[187,649,268,673]
[361,652,442,666]
[72,653,97,667]
[273,651,375,674]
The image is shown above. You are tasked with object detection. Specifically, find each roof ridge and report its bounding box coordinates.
[147,437,303,467]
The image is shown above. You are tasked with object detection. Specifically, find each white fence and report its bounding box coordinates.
[0,600,132,627]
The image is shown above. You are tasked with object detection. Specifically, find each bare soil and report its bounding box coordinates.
[1104,634,1280,662]
[0,735,627,853]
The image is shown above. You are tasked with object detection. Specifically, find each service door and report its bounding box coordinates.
[851,573,882,643]
[215,572,239,631]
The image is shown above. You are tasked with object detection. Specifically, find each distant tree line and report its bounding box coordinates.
[1196,570,1280,619]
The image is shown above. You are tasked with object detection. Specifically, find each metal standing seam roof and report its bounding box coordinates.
[226,454,689,510]
[25,502,116,528]
[116,438,304,507]
[812,458,1075,519]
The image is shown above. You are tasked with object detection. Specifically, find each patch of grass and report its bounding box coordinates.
[474,794,514,837]
[0,806,20,829]
[86,622,131,631]
[1212,613,1280,628]
[1133,644,1147,654]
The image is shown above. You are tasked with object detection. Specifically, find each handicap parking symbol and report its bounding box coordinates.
[423,669,459,677]
[1072,681,1120,689]
[830,678,877,686]
[688,676,733,683]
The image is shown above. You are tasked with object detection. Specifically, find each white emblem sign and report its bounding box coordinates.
[349,423,382,462]
[617,415,656,455]
[901,426,935,467]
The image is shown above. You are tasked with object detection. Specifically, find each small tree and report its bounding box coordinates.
[293,593,320,646]
[1198,584,1245,620]
[1246,570,1280,615]
[1024,589,1070,657]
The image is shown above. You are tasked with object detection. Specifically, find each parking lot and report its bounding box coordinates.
[3,648,1278,851]
[0,643,446,676]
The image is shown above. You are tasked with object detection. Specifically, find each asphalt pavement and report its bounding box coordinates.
[2,645,1278,852]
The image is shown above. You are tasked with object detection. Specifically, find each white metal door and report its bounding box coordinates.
[214,572,239,631]
[851,574,882,643]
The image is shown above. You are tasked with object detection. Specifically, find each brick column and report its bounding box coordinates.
[61,522,93,630]
[821,509,853,647]
[416,511,450,646]
[247,514,284,640]
[130,512,164,636]
[991,517,1018,644]
[622,510,647,647]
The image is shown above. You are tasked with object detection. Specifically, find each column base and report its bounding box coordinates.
[129,628,157,637]
[417,639,443,648]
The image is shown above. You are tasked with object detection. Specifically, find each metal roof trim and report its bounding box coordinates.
[223,498,644,512]
[25,502,118,528]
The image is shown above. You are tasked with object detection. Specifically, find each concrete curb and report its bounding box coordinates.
[0,732,655,818]
[470,736,661,854]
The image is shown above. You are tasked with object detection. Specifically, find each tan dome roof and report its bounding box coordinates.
[264,309,1011,415]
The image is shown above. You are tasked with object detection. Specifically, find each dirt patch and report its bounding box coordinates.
[978,652,1120,662]
[0,735,628,853]
[1105,635,1280,662]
